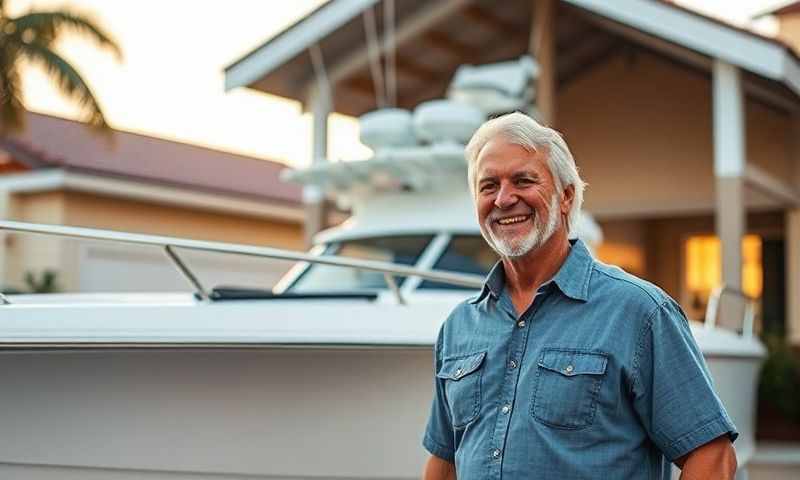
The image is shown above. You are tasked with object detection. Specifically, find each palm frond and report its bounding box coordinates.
[10,11,122,60]
[19,41,110,133]
[0,58,25,134]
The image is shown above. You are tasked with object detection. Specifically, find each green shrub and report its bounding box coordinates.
[758,334,800,422]
[23,269,60,294]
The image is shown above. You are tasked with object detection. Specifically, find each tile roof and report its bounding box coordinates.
[2,111,302,205]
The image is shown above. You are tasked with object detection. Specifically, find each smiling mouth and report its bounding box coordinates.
[495,214,532,225]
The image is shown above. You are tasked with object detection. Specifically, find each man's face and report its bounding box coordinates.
[474,138,564,258]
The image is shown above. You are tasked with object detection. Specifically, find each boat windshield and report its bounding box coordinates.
[419,235,498,290]
[288,235,433,292]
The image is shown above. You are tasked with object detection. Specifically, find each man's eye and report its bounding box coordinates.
[479,184,495,192]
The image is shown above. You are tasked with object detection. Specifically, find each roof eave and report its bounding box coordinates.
[1,169,305,223]
[223,0,380,94]
[565,0,800,97]
[225,0,800,106]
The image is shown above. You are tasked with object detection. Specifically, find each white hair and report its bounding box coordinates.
[465,111,586,234]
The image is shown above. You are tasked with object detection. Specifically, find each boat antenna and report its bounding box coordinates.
[309,43,333,110]
[363,5,386,108]
[383,0,396,107]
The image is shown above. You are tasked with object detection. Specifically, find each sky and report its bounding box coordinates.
[11,0,793,168]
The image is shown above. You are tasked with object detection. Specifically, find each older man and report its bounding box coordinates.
[422,112,738,479]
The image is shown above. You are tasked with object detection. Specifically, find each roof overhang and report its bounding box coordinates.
[224,0,800,117]
[566,0,800,95]
[225,0,381,95]
[0,169,305,223]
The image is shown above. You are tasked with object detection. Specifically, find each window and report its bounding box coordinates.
[288,235,433,292]
[684,234,762,317]
[419,235,498,290]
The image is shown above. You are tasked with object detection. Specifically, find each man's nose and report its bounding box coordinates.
[494,183,518,209]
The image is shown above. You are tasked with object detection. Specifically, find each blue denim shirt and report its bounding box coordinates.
[423,239,737,479]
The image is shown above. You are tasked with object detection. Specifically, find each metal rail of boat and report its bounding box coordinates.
[704,286,757,338]
[0,220,484,305]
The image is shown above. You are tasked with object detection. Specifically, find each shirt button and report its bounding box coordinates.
[491,448,501,459]
[564,365,574,374]
[517,320,526,328]
[455,368,463,378]
[508,359,518,369]
[501,404,511,414]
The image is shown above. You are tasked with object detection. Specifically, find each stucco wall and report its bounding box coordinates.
[62,191,303,249]
[777,14,800,54]
[558,51,793,219]
[5,192,67,292]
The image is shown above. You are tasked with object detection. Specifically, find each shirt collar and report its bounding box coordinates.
[469,239,593,304]
[551,238,593,302]
[469,261,505,304]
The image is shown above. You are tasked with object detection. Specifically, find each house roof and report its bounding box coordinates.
[224,0,800,117]
[753,1,800,19]
[0,111,301,206]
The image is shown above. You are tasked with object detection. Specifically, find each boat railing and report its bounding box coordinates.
[703,285,758,338]
[0,220,484,305]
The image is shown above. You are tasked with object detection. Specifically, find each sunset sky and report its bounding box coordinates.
[11,0,788,168]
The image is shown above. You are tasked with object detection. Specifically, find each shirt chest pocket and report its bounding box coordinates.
[531,348,608,430]
[436,351,486,428]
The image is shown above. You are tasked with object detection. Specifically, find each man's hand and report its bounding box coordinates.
[423,454,456,480]
[676,435,737,479]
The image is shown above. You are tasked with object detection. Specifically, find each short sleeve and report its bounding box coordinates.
[631,299,738,461]
[422,324,455,462]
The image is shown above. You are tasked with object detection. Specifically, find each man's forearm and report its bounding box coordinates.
[677,436,737,480]
[423,455,456,480]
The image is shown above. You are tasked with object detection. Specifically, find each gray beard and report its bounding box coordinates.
[480,194,560,258]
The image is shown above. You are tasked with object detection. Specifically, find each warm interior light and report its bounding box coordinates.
[595,243,645,276]
[684,234,762,304]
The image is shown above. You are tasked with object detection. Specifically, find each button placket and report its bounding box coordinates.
[488,319,536,477]
[487,290,546,480]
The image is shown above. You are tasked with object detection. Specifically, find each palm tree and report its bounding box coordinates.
[0,0,121,134]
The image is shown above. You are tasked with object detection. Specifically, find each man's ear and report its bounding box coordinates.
[561,184,575,215]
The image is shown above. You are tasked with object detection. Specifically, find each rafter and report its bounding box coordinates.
[420,31,475,60]
[461,5,520,34]
[394,56,440,82]
[324,0,475,92]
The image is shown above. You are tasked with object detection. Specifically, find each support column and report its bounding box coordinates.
[531,0,556,126]
[304,88,330,248]
[788,210,800,344]
[0,190,10,290]
[787,118,800,345]
[712,60,746,294]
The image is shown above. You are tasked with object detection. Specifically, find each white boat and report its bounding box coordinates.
[0,62,765,480]
[0,189,764,480]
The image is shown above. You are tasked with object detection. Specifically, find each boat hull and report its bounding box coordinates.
[0,327,763,479]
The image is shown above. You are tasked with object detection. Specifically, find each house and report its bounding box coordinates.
[0,111,305,293]
[756,1,800,52]
[224,0,800,348]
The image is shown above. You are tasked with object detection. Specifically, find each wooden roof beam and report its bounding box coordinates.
[420,31,475,61]
[532,0,557,125]
[394,56,441,82]
[325,0,475,92]
[461,5,520,34]
[557,33,620,85]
